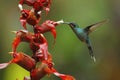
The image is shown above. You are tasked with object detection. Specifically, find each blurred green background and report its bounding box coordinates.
[0,0,120,80]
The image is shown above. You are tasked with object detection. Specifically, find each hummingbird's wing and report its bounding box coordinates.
[85,38,96,62]
[84,19,108,35]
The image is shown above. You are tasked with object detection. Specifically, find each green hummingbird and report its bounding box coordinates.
[65,19,108,62]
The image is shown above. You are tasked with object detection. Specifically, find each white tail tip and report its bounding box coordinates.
[91,56,96,62]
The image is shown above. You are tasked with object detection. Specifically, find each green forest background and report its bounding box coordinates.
[0,0,120,80]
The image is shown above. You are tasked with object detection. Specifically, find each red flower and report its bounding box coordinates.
[12,30,33,52]
[30,52,53,80]
[53,71,75,80]
[12,30,49,60]
[34,0,52,14]
[0,0,77,79]
[18,0,52,14]
[0,51,75,80]
[20,9,41,29]
[34,20,64,43]
[31,62,75,80]
[11,52,36,71]
[30,62,50,80]
[19,0,35,6]
[0,52,36,71]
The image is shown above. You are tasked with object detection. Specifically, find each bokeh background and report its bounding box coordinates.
[0,0,120,80]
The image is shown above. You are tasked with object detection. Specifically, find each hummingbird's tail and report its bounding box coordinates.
[87,45,96,62]
[86,38,96,62]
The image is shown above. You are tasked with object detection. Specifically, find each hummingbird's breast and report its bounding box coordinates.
[75,29,87,42]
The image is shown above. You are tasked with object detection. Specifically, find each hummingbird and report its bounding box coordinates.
[65,19,108,62]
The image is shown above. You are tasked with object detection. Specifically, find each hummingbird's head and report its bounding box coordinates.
[69,22,76,27]
[67,22,78,28]
[63,21,79,28]
[64,22,76,28]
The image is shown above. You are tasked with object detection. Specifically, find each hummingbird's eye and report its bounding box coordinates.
[69,23,76,27]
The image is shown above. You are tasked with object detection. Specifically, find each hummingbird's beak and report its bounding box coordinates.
[63,22,71,25]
